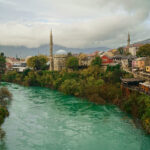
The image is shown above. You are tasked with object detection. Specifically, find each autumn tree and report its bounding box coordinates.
[27,55,48,71]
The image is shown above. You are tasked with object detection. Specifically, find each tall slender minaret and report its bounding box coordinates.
[49,30,54,71]
[127,32,130,47]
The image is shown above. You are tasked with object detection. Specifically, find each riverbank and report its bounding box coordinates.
[0,87,12,139]
[1,66,150,134]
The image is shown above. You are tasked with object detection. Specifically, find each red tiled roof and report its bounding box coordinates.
[87,51,100,57]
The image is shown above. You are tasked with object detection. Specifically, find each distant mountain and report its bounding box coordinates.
[0,44,109,58]
[134,39,150,45]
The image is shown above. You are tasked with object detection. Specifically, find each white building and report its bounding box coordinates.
[12,62,27,72]
[129,47,137,56]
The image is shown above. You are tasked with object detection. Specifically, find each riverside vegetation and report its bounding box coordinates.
[0,53,12,139]
[1,54,150,134]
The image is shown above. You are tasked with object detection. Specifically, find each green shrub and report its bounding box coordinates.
[60,79,81,96]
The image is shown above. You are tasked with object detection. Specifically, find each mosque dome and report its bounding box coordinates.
[56,49,67,55]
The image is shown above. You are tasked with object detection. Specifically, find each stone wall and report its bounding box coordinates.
[54,54,67,71]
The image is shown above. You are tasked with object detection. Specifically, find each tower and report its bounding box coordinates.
[49,30,54,71]
[127,32,130,47]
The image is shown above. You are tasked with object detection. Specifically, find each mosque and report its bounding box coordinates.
[49,30,67,71]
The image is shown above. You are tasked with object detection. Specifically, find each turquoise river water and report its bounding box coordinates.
[0,82,150,150]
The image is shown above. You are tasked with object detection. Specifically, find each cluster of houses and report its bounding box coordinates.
[6,57,27,72]
[5,44,149,74]
[4,33,150,77]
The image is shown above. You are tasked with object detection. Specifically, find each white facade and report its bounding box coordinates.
[129,47,137,56]
[12,62,27,72]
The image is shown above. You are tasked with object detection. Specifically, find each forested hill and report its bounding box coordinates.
[134,39,150,45]
[0,44,109,58]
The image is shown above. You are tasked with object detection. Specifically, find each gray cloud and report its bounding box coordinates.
[0,0,150,48]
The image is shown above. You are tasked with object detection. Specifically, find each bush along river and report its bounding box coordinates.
[0,82,150,150]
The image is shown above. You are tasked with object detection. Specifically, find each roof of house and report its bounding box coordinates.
[101,54,112,59]
[113,55,125,59]
[101,51,114,58]
[87,51,100,57]
[139,82,150,88]
[120,55,136,60]
[121,78,145,83]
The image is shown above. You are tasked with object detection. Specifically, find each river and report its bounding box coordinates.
[0,82,150,150]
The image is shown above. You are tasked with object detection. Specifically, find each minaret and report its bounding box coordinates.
[49,30,54,71]
[127,32,130,47]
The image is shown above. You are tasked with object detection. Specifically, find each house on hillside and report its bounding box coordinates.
[6,57,20,71]
[121,55,136,70]
[137,57,146,71]
[6,57,20,65]
[12,62,27,72]
[132,57,150,72]
[129,47,137,56]
[86,51,101,66]
[101,55,113,65]
[112,55,125,64]
[6,62,12,70]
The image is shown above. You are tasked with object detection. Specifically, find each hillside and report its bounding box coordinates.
[0,44,109,58]
[134,39,150,45]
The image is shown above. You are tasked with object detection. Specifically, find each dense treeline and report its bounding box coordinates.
[1,66,124,100]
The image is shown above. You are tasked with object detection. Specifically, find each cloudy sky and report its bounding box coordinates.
[0,0,150,48]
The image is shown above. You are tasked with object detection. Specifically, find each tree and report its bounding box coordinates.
[117,47,124,55]
[107,64,120,72]
[67,52,72,57]
[104,70,122,83]
[0,53,6,74]
[91,56,102,67]
[0,87,12,106]
[27,55,48,71]
[60,79,80,96]
[66,56,79,70]
[137,44,150,57]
